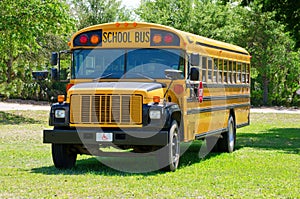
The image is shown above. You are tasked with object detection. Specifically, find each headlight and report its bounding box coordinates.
[149,110,161,119]
[55,110,65,118]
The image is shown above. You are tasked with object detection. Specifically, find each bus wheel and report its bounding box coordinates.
[219,116,236,153]
[52,144,77,169]
[158,120,180,171]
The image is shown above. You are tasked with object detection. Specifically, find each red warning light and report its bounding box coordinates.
[164,34,173,43]
[79,34,88,44]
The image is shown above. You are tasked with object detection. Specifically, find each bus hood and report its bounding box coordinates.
[68,82,165,97]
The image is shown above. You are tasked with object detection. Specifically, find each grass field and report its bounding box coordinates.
[0,110,299,198]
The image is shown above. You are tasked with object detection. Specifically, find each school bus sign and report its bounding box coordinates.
[71,27,180,48]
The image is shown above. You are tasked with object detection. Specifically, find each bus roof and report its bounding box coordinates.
[70,22,249,58]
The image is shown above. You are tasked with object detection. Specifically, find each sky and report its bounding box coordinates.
[121,0,140,9]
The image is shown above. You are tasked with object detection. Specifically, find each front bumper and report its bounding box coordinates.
[43,128,168,146]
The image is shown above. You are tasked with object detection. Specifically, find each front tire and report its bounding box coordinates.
[52,144,77,169]
[158,120,180,171]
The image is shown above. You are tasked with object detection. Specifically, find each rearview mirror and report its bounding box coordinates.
[190,67,200,81]
[50,52,58,66]
[191,53,200,66]
[51,68,58,81]
[32,70,49,81]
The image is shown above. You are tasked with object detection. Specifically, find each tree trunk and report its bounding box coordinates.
[262,74,269,106]
[6,58,13,83]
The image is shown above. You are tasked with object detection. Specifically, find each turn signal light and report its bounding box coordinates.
[153,96,160,103]
[57,95,65,103]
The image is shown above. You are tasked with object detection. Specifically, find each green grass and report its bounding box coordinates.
[0,111,299,198]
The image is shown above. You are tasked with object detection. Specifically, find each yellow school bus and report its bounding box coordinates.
[44,22,250,171]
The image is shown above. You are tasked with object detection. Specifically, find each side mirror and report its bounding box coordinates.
[191,53,200,66]
[32,70,49,81]
[190,67,200,81]
[50,52,58,66]
[165,69,182,80]
[51,68,58,81]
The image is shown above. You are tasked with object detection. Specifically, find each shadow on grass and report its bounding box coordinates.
[31,141,220,176]
[237,128,300,154]
[0,111,43,125]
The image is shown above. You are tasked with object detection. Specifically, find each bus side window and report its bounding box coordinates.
[219,59,224,83]
[228,61,233,83]
[246,64,250,83]
[208,58,213,82]
[237,62,242,83]
[202,57,207,82]
[242,63,246,83]
[214,58,219,83]
[232,61,237,83]
[223,60,228,83]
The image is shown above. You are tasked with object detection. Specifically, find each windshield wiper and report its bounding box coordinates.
[136,73,156,82]
[93,73,113,82]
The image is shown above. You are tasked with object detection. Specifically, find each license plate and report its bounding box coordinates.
[96,133,113,142]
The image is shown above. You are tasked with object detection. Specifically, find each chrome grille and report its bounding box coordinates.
[70,94,142,125]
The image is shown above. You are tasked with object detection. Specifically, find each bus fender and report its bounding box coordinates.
[163,103,182,129]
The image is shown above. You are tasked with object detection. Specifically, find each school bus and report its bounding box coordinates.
[43,22,251,171]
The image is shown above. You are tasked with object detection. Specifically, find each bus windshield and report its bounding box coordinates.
[72,49,184,79]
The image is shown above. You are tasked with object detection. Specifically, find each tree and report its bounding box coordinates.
[71,0,132,30]
[136,0,194,32]
[218,0,300,48]
[236,4,298,105]
[0,0,75,98]
[136,0,299,106]
[261,0,300,49]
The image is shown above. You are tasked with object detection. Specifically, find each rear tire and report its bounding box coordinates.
[52,144,77,169]
[218,116,236,152]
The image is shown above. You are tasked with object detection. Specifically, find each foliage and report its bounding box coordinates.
[0,0,75,99]
[136,0,194,32]
[236,4,300,106]
[0,0,299,106]
[71,0,132,30]
[137,0,300,106]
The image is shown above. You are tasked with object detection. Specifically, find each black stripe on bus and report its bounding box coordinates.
[187,103,250,115]
[195,128,227,140]
[195,41,249,56]
[187,95,250,103]
[203,95,250,101]
[194,121,250,140]
[203,83,250,88]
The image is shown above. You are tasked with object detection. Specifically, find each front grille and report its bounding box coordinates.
[70,94,142,125]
